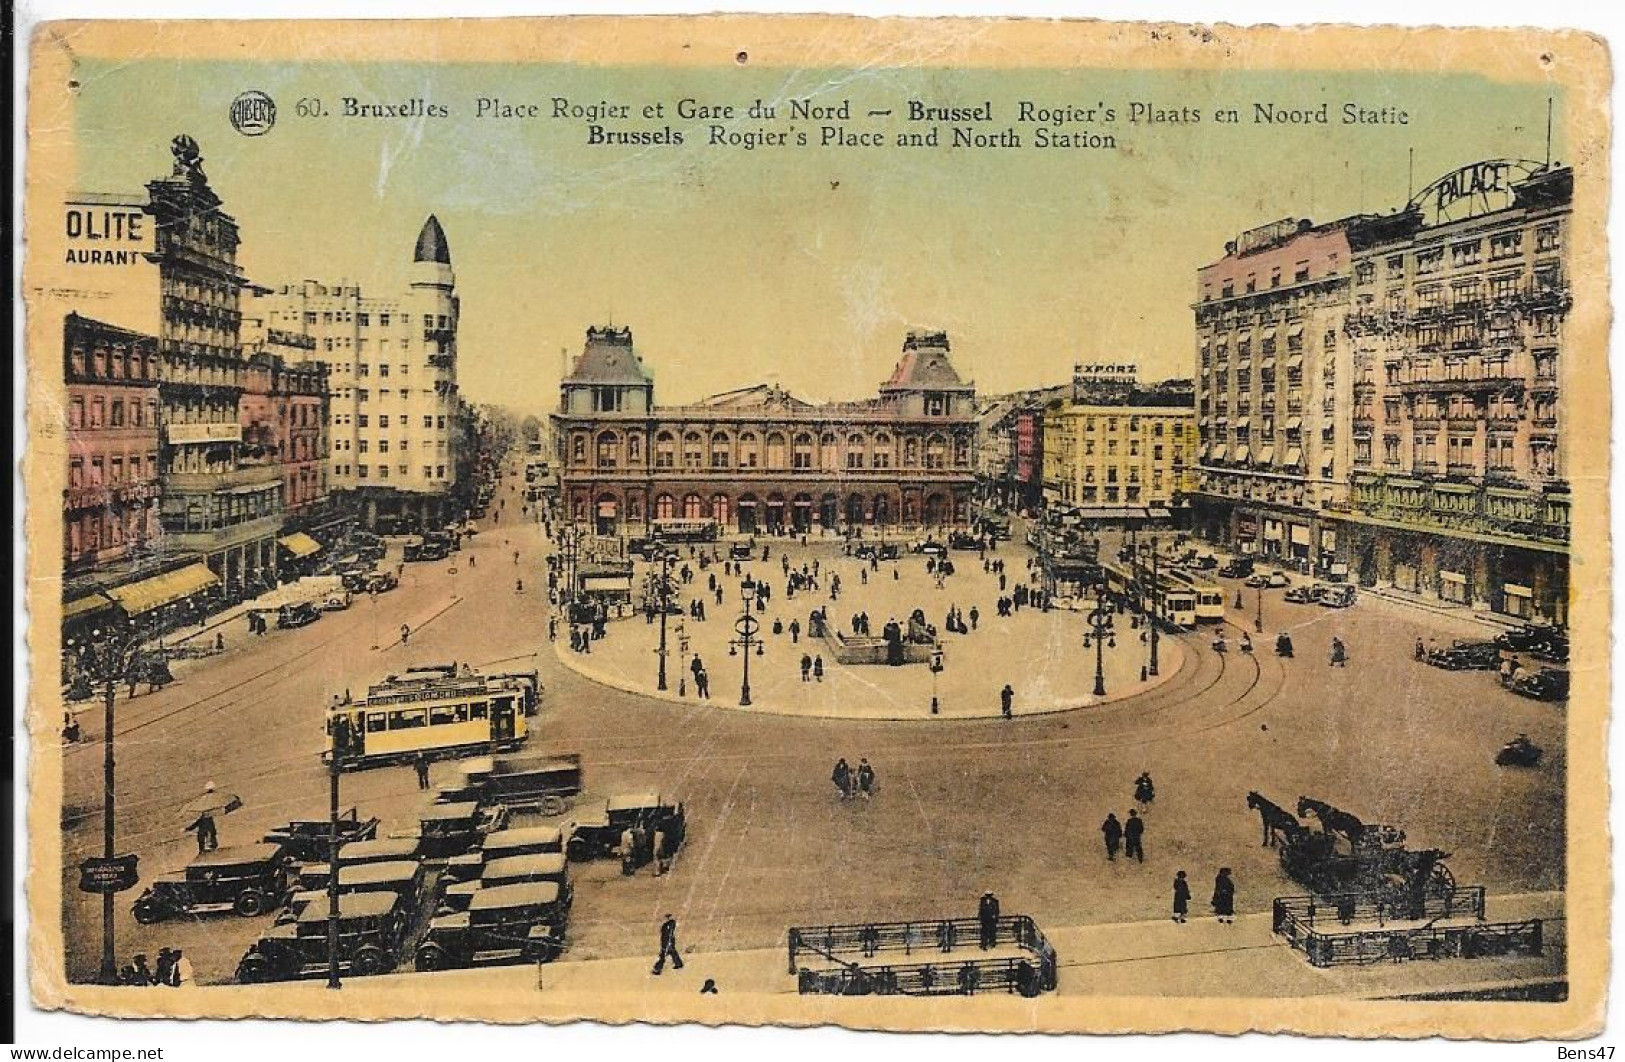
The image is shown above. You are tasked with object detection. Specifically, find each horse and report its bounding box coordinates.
[1297,797,1367,844]
[1246,791,1303,847]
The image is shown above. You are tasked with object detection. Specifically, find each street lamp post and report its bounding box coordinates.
[730,578,762,706]
[1148,536,1161,677]
[65,616,146,985]
[1255,584,1264,633]
[326,746,342,989]
[655,549,672,691]
[1082,582,1117,698]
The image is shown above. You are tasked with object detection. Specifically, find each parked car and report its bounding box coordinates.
[627,538,663,560]
[1190,554,1219,571]
[854,543,902,562]
[414,881,571,971]
[912,540,948,557]
[339,566,375,593]
[1282,584,1322,604]
[236,892,406,982]
[1218,558,1255,579]
[1509,667,1569,702]
[1244,572,1290,589]
[404,540,451,563]
[262,807,379,863]
[276,602,322,629]
[948,532,982,551]
[1317,584,1357,609]
[323,592,353,612]
[1496,624,1569,663]
[365,571,399,594]
[1424,639,1504,671]
[439,853,570,913]
[728,542,755,561]
[132,843,292,923]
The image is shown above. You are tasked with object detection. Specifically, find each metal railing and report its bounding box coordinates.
[1272,889,1542,968]
[788,915,1057,996]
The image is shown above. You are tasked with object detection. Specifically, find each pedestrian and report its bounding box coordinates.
[191,806,219,855]
[977,891,1000,950]
[154,947,178,986]
[1124,808,1146,862]
[401,623,411,645]
[514,550,520,565]
[516,578,524,594]
[800,654,812,682]
[653,824,670,876]
[1415,637,1427,662]
[1172,871,1191,923]
[172,949,194,986]
[856,758,875,797]
[696,668,710,699]
[652,914,684,974]
[969,606,979,631]
[1211,867,1236,923]
[414,752,431,791]
[1330,636,1347,667]
[548,616,558,642]
[832,757,853,799]
[1000,684,1014,719]
[1101,812,1122,861]
[130,953,154,986]
[214,632,224,653]
[789,619,801,644]
[1134,772,1155,805]
[812,655,824,682]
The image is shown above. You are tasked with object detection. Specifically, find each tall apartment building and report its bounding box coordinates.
[62,314,163,579]
[248,215,463,532]
[1192,218,1358,567]
[1193,158,1571,621]
[146,136,283,598]
[1334,162,1571,622]
[1042,389,1197,522]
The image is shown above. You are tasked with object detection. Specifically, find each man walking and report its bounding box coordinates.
[1101,812,1123,861]
[977,891,1001,950]
[1000,684,1014,720]
[800,654,812,682]
[1124,808,1146,862]
[652,914,684,974]
[414,752,431,791]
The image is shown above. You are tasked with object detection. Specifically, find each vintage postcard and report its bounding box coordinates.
[20,15,1611,1038]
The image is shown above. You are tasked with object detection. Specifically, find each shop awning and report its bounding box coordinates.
[63,590,116,622]
[106,562,219,616]
[278,532,322,558]
[1148,507,1173,519]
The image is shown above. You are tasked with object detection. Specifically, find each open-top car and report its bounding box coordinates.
[262,807,379,863]
[414,882,570,971]
[236,891,406,983]
[1509,666,1569,702]
[566,794,686,861]
[1425,639,1504,671]
[132,843,292,924]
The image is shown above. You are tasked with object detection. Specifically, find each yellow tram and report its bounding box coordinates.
[325,664,539,771]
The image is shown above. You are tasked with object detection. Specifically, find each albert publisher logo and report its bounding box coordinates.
[230,91,277,136]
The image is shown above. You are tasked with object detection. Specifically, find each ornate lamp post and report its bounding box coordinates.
[729,577,762,706]
[1082,581,1117,698]
[64,615,147,985]
[655,548,673,691]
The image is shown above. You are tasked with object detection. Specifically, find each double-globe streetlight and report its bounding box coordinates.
[729,577,763,706]
[1082,581,1117,698]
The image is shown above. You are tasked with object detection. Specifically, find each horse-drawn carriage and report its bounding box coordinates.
[1246,792,1454,919]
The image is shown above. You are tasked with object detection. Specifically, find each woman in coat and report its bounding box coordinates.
[1172,871,1191,923]
[1211,867,1236,924]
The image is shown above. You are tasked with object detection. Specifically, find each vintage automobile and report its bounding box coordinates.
[727,542,756,561]
[1424,639,1504,671]
[339,566,376,593]
[1218,557,1255,579]
[440,853,570,913]
[1496,734,1544,768]
[1282,584,1323,605]
[948,531,982,551]
[912,539,948,558]
[322,592,353,612]
[853,542,902,562]
[131,843,292,924]
[282,859,426,923]
[404,539,451,563]
[566,794,686,861]
[445,825,568,884]
[276,602,322,629]
[236,891,406,983]
[365,571,399,594]
[437,753,582,815]
[1496,624,1569,663]
[262,807,379,863]
[1244,571,1291,589]
[1189,554,1219,571]
[1317,584,1357,609]
[627,538,664,560]
[410,801,511,860]
[1509,666,1570,702]
[414,882,571,971]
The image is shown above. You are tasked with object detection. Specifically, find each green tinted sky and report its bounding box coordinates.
[71,59,1563,412]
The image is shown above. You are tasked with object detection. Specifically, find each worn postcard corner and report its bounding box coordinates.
[19,14,1610,1038]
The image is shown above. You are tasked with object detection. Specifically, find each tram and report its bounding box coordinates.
[324,664,540,771]
[1163,568,1226,623]
[1102,561,1199,630]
